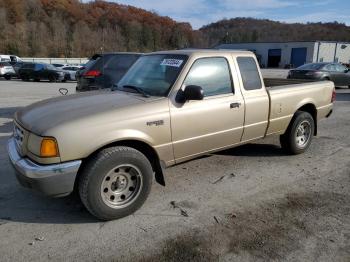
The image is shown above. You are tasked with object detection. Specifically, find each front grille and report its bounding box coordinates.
[13,123,25,153]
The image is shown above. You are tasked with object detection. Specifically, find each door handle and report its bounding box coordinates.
[230,102,241,109]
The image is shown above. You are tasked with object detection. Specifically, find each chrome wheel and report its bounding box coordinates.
[100,164,143,209]
[295,120,311,148]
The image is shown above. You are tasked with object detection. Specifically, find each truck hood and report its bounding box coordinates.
[15,91,159,135]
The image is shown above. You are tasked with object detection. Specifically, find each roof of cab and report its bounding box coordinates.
[146,49,254,56]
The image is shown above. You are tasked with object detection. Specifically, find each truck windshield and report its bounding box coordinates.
[116,54,188,97]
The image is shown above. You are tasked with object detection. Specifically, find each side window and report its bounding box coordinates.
[184,57,233,97]
[324,65,331,71]
[326,64,336,71]
[237,57,262,91]
[35,64,44,70]
[335,64,346,72]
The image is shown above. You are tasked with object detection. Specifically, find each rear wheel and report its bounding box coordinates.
[280,111,314,155]
[48,75,56,82]
[79,146,153,220]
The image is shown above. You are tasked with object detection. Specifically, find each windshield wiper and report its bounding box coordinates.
[123,85,150,98]
[113,84,150,98]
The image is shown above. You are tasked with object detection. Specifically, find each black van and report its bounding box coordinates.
[76,53,141,92]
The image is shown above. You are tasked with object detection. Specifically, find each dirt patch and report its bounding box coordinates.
[141,191,349,261]
[141,232,215,262]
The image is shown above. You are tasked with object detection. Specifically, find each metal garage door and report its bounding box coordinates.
[291,47,307,68]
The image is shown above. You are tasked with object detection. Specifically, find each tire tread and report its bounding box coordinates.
[79,146,152,220]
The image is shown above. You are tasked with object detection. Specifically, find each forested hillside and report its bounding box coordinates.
[200,18,350,47]
[0,0,349,57]
[0,0,198,57]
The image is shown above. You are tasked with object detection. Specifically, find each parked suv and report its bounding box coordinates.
[18,62,65,82]
[76,53,141,92]
[10,61,26,76]
[0,62,16,80]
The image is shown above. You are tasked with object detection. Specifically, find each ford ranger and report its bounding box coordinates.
[7,50,335,220]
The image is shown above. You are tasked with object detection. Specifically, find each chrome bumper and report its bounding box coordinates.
[7,138,82,197]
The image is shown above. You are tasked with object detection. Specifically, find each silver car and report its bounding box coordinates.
[0,62,16,80]
[61,65,81,81]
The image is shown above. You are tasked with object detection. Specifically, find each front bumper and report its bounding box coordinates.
[0,72,16,77]
[7,138,82,197]
[57,74,65,81]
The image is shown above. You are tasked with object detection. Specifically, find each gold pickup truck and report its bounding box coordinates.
[8,50,335,220]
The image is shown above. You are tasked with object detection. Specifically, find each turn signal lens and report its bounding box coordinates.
[40,138,59,157]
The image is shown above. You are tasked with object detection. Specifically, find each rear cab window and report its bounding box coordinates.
[237,57,262,91]
[183,57,233,97]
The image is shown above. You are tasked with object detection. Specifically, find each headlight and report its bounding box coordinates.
[40,138,59,157]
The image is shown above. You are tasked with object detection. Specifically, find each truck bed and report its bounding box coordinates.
[264,78,316,88]
[265,80,334,136]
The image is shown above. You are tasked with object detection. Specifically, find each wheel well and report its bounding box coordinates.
[78,140,165,187]
[297,103,317,135]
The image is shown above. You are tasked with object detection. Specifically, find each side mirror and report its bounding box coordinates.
[184,85,204,100]
[175,85,204,103]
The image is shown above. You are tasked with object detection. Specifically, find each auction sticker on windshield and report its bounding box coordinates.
[160,59,184,67]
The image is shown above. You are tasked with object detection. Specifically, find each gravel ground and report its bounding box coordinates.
[0,78,349,262]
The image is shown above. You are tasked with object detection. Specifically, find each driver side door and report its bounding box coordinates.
[170,57,245,163]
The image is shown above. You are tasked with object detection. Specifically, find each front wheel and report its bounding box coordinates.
[79,146,153,220]
[280,111,315,155]
[4,75,11,80]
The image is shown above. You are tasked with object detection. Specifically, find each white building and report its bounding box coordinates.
[216,41,350,68]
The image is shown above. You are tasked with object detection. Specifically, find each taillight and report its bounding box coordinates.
[331,88,336,103]
[0,65,3,68]
[83,70,101,77]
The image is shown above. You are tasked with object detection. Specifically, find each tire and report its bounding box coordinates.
[34,78,40,82]
[79,146,153,220]
[21,75,29,81]
[280,111,315,155]
[48,75,56,82]
[4,75,11,80]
